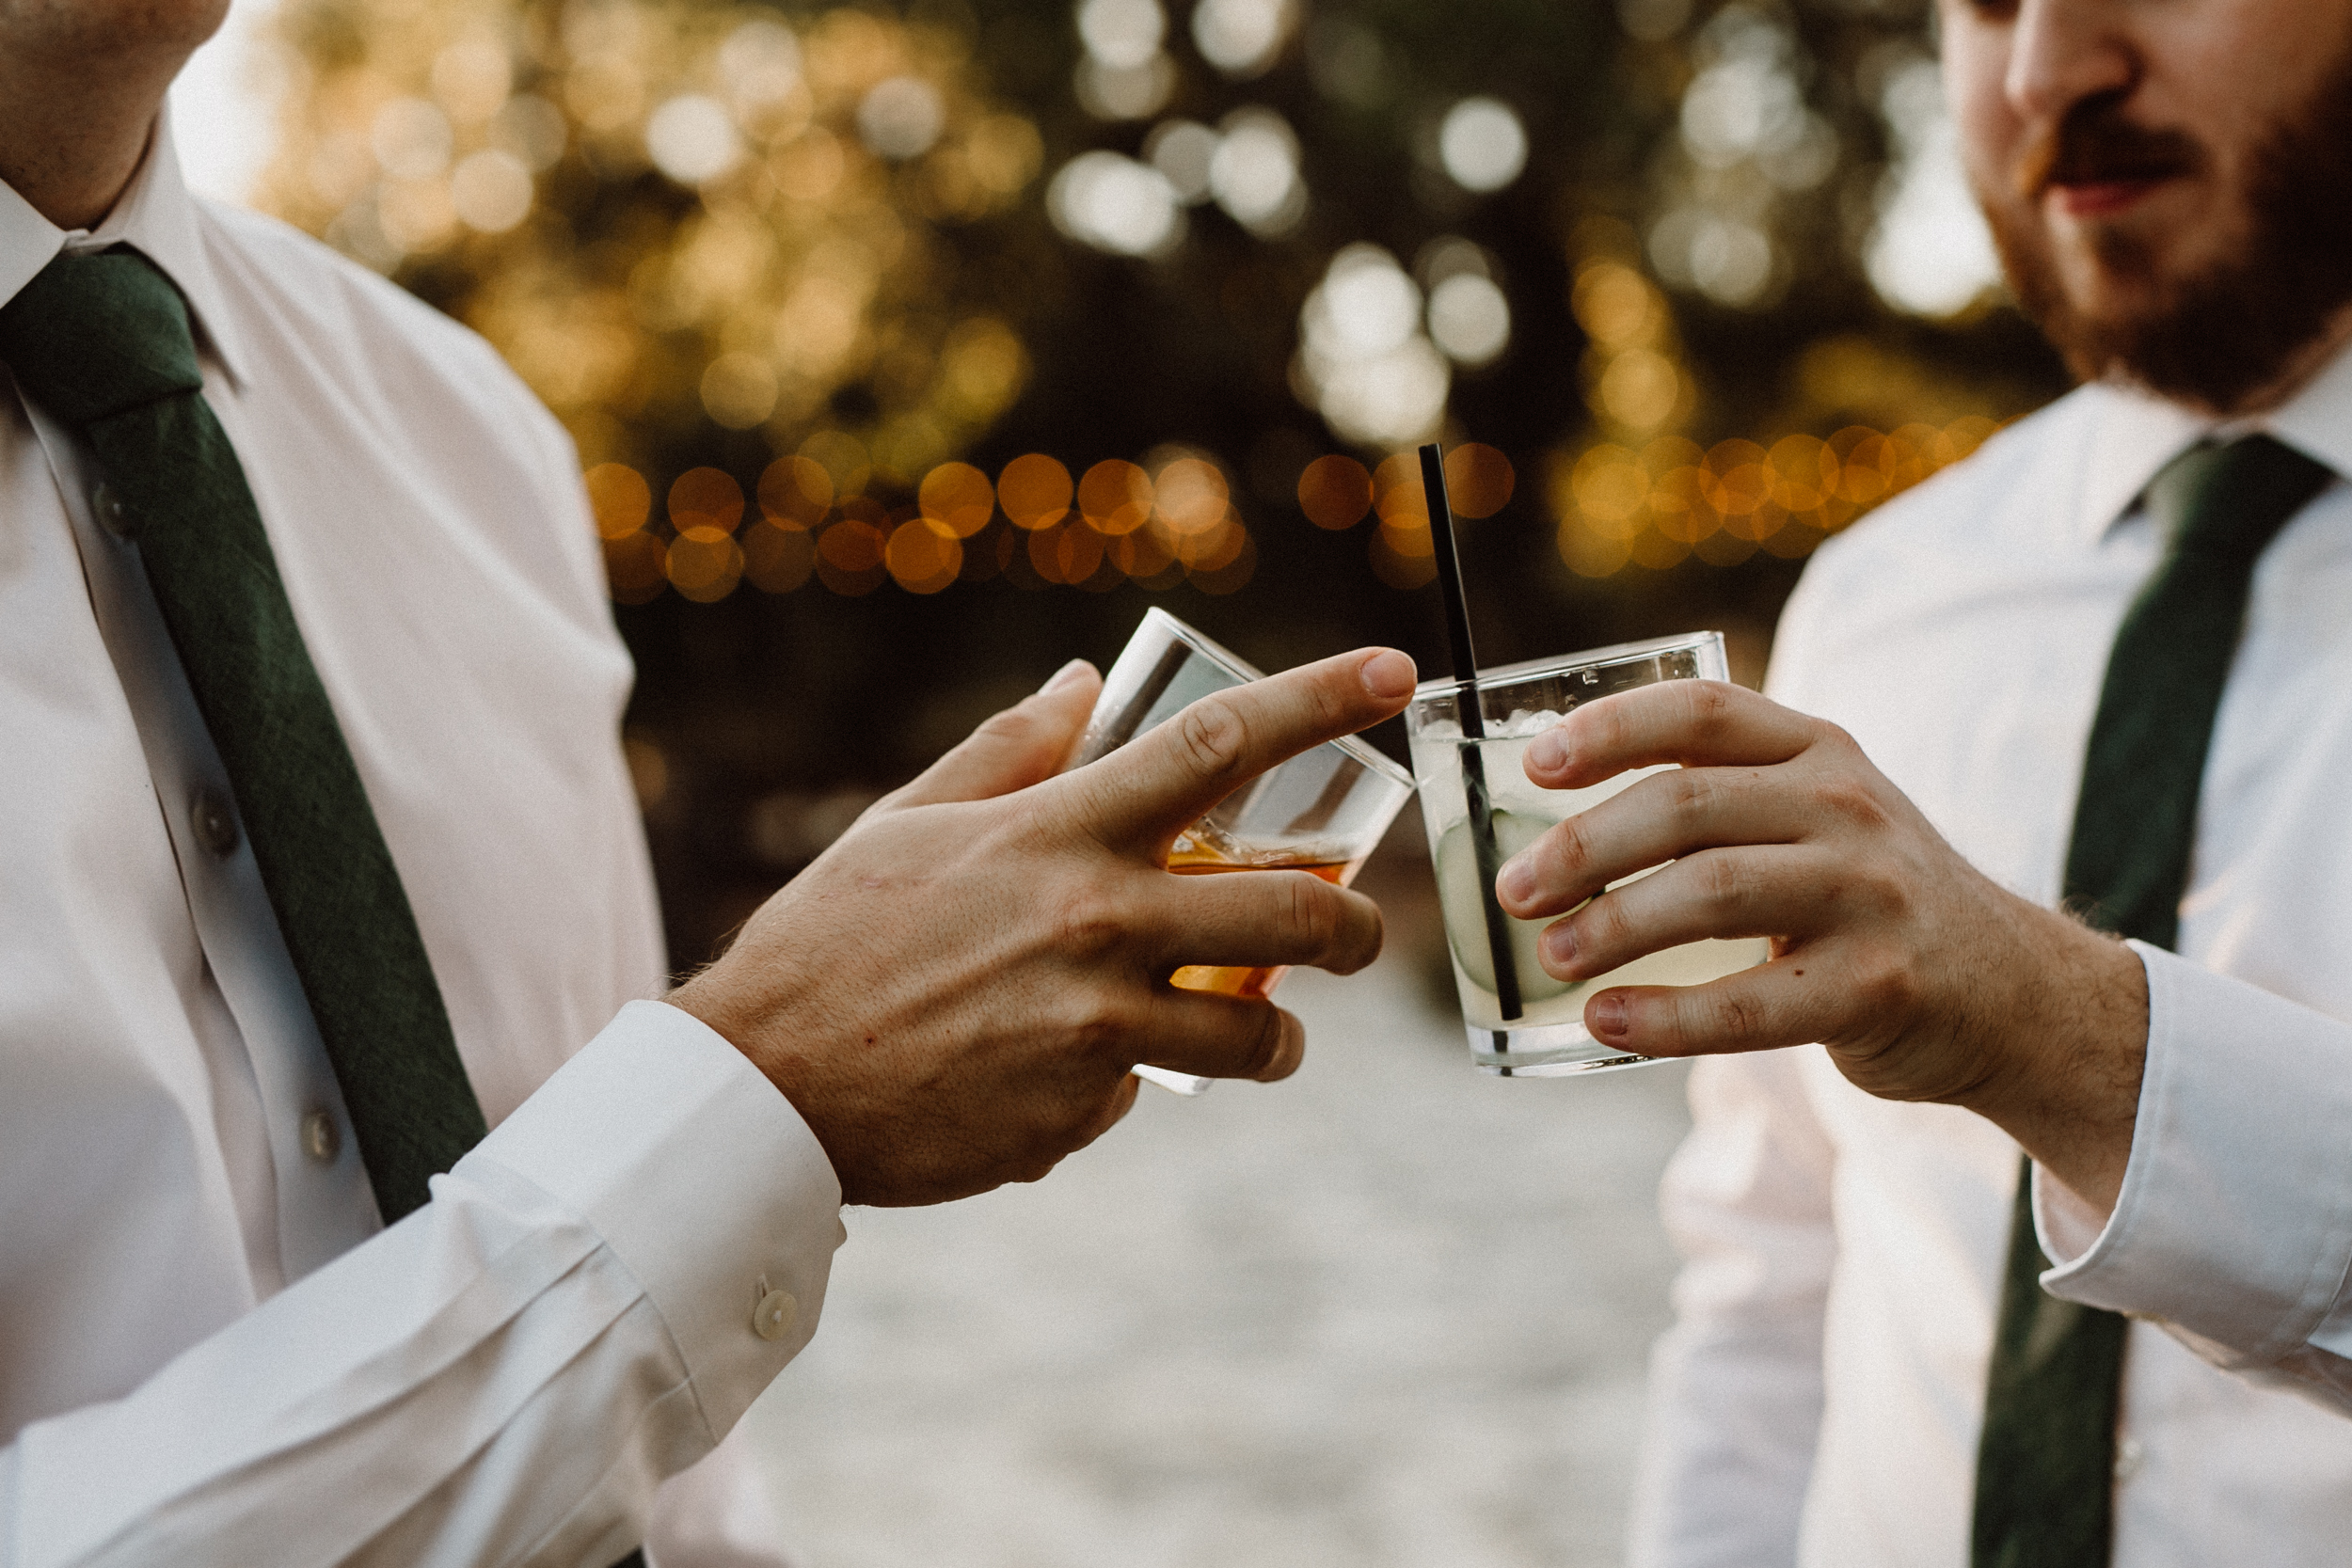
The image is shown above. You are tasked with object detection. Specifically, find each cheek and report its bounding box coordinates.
[1938,10,2020,187]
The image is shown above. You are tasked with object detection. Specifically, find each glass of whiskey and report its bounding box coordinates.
[1074,609,1417,1094]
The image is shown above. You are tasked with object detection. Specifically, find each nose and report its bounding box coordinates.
[2004,0,2137,124]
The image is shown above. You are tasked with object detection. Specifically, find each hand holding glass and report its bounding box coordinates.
[1075,610,1417,1093]
[1406,632,1770,1076]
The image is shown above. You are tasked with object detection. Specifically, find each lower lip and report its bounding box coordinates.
[2050,179,2169,217]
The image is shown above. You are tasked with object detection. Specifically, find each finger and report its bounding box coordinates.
[1149,871,1384,976]
[1582,957,1836,1060]
[1496,765,1819,921]
[1523,680,1822,791]
[1067,647,1415,850]
[1531,845,1836,981]
[1131,990,1309,1083]
[884,659,1102,809]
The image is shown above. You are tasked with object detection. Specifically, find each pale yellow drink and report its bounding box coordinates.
[1405,634,1766,1076]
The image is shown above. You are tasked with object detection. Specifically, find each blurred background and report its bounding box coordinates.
[174,2,2064,1561]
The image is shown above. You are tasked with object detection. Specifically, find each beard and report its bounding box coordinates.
[1979,40,2352,413]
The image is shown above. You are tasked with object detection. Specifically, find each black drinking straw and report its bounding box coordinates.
[1417,443,1523,1051]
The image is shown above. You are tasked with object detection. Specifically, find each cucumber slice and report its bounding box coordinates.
[1433,810,1577,1003]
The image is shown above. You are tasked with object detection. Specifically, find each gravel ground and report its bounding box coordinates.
[741,844,1693,1568]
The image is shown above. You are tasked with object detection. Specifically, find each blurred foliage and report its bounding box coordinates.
[259,0,2068,963]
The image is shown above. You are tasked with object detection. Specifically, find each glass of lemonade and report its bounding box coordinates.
[1076,609,1418,1094]
[1404,631,1771,1077]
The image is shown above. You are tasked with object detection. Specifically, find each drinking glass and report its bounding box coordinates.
[1404,631,1771,1076]
[1076,609,1418,1093]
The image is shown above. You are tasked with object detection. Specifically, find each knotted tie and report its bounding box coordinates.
[0,248,485,1223]
[1970,435,2333,1566]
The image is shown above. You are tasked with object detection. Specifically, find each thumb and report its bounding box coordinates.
[884,659,1103,808]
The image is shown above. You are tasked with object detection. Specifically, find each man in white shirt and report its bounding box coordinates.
[1488,0,2352,1563]
[0,4,1420,1565]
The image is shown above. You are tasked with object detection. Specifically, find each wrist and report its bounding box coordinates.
[1969,909,2148,1212]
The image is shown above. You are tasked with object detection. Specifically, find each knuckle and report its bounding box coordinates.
[1816,774,1890,832]
[1548,814,1595,879]
[1706,988,1771,1051]
[1582,885,1629,947]
[1282,873,1339,951]
[1697,851,1750,914]
[1174,698,1252,783]
[1686,679,1736,738]
[1049,881,1131,961]
[1663,767,1718,828]
[1813,720,1865,761]
[1853,946,1918,1017]
[1070,999,1129,1061]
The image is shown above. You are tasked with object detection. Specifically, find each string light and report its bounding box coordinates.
[593,420,1992,603]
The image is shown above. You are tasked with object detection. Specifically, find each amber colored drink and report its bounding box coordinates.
[1165,846,1352,999]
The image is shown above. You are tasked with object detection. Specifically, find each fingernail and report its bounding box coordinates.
[1528,728,1568,774]
[1542,921,1577,968]
[1042,658,1093,694]
[1360,649,1416,700]
[1589,993,1628,1040]
[1497,856,1534,907]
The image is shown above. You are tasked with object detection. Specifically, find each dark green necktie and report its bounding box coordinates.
[0,248,485,1223]
[1970,435,2333,1567]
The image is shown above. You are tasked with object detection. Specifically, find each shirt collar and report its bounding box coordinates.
[2078,335,2352,545]
[0,113,250,390]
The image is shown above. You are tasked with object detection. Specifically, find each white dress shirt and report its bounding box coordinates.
[1627,341,2352,1568]
[0,116,844,1566]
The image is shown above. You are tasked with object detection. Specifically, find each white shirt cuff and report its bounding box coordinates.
[2035,943,2352,1369]
[455,999,846,1435]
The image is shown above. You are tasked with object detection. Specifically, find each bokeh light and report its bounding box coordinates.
[1150,458,1227,536]
[999,453,1075,530]
[1144,119,1219,202]
[265,0,1047,507]
[584,463,652,539]
[1442,444,1515,519]
[918,462,996,538]
[758,454,834,528]
[886,516,963,594]
[1079,459,1155,535]
[1548,415,2004,582]
[646,94,741,184]
[1297,246,1448,446]
[1049,150,1183,256]
[669,467,746,532]
[1192,0,1297,77]
[1296,454,1373,531]
[1427,274,1510,367]
[1208,108,1306,236]
[817,503,889,595]
[1437,98,1527,193]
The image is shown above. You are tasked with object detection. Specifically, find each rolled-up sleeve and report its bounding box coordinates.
[1,1001,845,1568]
[2035,943,2352,1411]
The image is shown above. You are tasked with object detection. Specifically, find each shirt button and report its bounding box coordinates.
[93,482,134,540]
[191,788,240,857]
[752,1289,799,1342]
[2115,1436,2146,1481]
[301,1109,342,1164]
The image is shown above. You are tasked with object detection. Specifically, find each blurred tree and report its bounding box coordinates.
[257,0,2069,962]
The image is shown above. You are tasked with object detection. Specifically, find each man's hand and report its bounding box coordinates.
[1491,679,2148,1210]
[671,647,1418,1207]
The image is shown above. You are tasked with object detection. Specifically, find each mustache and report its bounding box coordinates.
[2016,92,2206,198]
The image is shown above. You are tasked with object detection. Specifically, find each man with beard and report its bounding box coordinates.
[1490,0,2352,1564]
